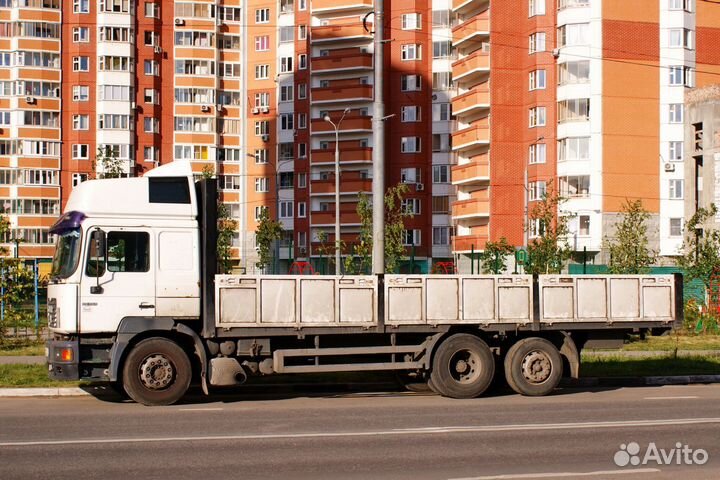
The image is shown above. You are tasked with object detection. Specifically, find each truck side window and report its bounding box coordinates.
[85,231,149,275]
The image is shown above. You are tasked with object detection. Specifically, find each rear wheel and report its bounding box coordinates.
[122,337,192,406]
[429,334,495,399]
[504,337,562,396]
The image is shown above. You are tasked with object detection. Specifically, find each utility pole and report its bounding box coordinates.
[371,0,385,275]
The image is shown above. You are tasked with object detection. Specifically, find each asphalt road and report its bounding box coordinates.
[1,384,719,480]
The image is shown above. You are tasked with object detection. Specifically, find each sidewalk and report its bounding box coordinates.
[0,356,45,365]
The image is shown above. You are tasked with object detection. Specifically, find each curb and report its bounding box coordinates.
[1,376,719,398]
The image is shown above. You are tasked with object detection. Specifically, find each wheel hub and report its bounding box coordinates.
[521,350,552,384]
[139,354,174,390]
[450,349,481,384]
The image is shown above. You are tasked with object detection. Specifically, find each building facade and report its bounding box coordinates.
[2,0,720,274]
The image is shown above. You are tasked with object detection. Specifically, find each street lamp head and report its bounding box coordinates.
[343,107,351,114]
[323,115,331,122]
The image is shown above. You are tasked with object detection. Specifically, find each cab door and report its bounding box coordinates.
[80,228,155,333]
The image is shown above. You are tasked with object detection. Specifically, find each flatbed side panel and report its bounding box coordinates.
[215,275,378,328]
[539,275,675,325]
[384,275,533,326]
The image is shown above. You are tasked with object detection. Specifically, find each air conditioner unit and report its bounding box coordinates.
[262,134,270,142]
[201,105,210,112]
[664,163,675,172]
[153,46,162,54]
[552,48,560,58]
[25,96,35,104]
[174,18,185,26]
[252,107,259,114]
[416,183,424,191]
[261,107,270,113]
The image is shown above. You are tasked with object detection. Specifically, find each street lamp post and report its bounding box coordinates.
[324,108,350,275]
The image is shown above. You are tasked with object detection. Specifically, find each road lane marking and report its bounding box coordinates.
[1,417,719,448]
[643,396,699,400]
[177,408,224,412]
[450,468,661,480]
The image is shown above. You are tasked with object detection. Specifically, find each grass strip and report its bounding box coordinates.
[0,364,81,388]
[581,354,720,377]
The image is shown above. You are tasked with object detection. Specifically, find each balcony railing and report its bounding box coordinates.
[452,160,490,186]
[312,0,373,13]
[452,11,489,48]
[453,233,489,253]
[452,120,490,151]
[311,147,372,164]
[311,116,372,134]
[311,24,372,43]
[311,171,372,194]
[311,209,361,225]
[312,84,373,103]
[452,195,490,220]
[451,88,490,116]
[312,53,373,73]
[452,51,490,83]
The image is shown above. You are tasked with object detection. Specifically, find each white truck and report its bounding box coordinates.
[46,163,683,405]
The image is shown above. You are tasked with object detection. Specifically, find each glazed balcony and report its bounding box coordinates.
[312,53,373,74]
[311,147,372,165]
[452,159,490,186]
[311,171,372,195]
[311,24,373,44]
[452,120,490,152]
[452,51,490,85]
[312,84,373,104]
[311,208,362,226]
[311,116,372,135]
[311,0,373,14]
[452,12,489,49]
[451,88,490,117]
[452,194,490,221]
[453,233,490,253]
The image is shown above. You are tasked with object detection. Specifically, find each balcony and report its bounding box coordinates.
[311,209,361,226]
[311,116,372,135]
[312,53,373,73]
[452,159,490,186]
[452,12,489,49]
[453,234,489,253]
[452,0,489,15]
[312,84,373,104]
[452,120,490,152]
[311,171,372,195]
[452,195,490,221]
[451,88,490,117]
[311,24,372,44]
[311,147,372,165]
[452,51,490,85]
[312,0,373,14]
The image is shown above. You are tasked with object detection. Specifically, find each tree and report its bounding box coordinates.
[255,207,282,273]
[0,215,34,343]
[343,193,373,275]
[605,199,657,274]
[94,147,125,179]
[479,237,515,274]
[525,182,572,274]
[200,166,238,273]
[676,204,720,292]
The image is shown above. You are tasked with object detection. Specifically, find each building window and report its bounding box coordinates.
[298,25,307,40]
[280,57,293,73]
[402,13,421,30]
[279,26,294,43]
[432,10,450,28]
[401,198,421,215]
[669,218,683,237]
[529,70,546,90]
[297,231,307,248]
[669,28,693,49]
[298,173,307,188]
[73,0,89,13]
[529,32,546,53]
[433,227,450,246]
[529,107,546,127]
[558,137,590,161]
[432,165,450,183]
[143,147,158,162]
[72,173,88,188]
[560,176,590,198]
[433,41,451,59]
[669,0,692,12]
[669,179,684,199]
[254,92,270,108]
[559,0,590,9]
[144,88,158,104]
[144,60,159,76]
[255,36,269,51]
[668,103,683,123]
[401,106,420,122]
[254,121,270,136]
[528,181,547,201]
[72,27,89,42]
[529,0,546,17]
[254,149,268,164]
[279,201,293,219]
[401,44,422,61]
[402,229,422,246]
[280,85,293,102]
[298,54,307,70]
[143,117,159,133]
[558,61,590,85]
[558,23,590,47]
[432,134,450,152]
[400,167,421,183]
[72,114,89,130]
[401,74,422,91]
[145,2,160,18]
[432,196,450,214]
[297,113,307,129]
[558,98,590,122]
[255,177,269,193]
[298,84,307,99]
[255,64,269,80]
[432,72,452,90]
[72,56,89,72]
[72,85,89,101]
[669,141,683,161]
[297,202,306,218]
[401,137,421,153]
[576,215,591,236]
[668,66,694,87]
[255,8,270,23]
[433,103,451,121]
[72,144,89,160]
[529,143,546,164]
[280,113,294,131]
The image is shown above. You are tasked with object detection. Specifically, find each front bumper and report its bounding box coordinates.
[46,340,80,380]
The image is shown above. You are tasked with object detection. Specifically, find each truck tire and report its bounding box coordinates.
[429,334,495,399]
[504,337,562,396]
[122,337,192,406]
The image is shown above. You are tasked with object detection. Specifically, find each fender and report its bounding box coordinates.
[109,317,209,395]
[559,331,580,379]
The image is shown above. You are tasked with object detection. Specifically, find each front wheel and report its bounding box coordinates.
[122,337,192,406]
[429,334,495,399]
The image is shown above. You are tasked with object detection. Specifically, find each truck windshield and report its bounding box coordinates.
[50,229,82,279]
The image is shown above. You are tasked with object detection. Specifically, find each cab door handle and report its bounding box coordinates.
[139,303,155,309]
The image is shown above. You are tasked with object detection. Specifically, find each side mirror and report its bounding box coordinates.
[90,228,106,294]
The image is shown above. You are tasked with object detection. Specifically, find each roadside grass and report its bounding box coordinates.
[581,354,720,377]
[0,341,45,356]
[0,364,81,388]
[621,334,720,352]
